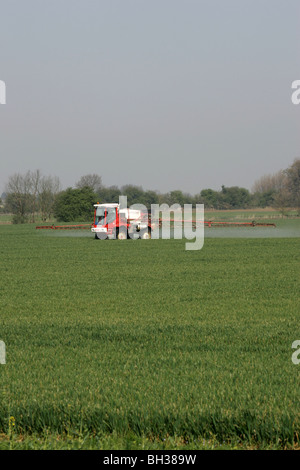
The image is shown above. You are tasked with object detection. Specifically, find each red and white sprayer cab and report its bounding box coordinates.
[91,203,154,240]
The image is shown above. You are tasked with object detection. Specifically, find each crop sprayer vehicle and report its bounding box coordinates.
[91,203,155,240]
[35,202,276,235]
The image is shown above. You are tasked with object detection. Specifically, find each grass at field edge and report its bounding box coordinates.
[0,432,298,450]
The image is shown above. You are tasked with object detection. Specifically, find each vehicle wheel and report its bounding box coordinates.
[96,233,107,240]
[140,229,151,239]
[117,229,127,240]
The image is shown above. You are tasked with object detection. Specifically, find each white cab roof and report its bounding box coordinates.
[93,203,119,208]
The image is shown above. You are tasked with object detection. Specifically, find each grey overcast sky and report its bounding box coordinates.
[0,0,299,195]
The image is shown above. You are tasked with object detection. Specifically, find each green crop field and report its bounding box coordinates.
[0,219,299,449]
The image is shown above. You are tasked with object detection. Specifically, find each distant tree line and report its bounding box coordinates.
[2,159,299,223]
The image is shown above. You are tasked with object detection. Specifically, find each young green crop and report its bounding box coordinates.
[0,223,299,448]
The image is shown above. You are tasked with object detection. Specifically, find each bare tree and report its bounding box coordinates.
[272,187,291,216]
[252,170,286,194]
[5,170,61,223]
[29,169,41,222]
[5,172,32,222]
[75,174,102,193]
[285,158,300,212]
[38,175,61,221]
